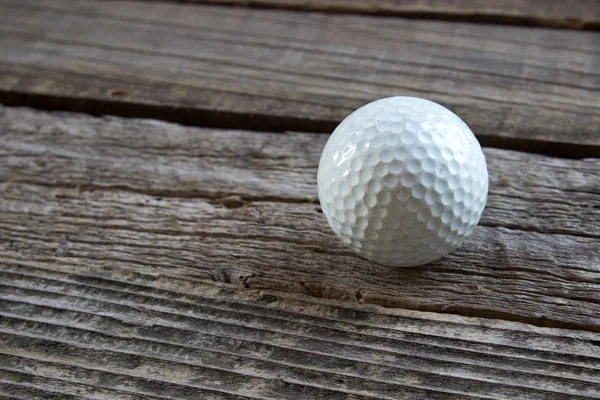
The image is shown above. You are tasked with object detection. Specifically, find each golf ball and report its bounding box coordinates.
[317,97,488,267]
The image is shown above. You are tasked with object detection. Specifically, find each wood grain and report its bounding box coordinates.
[1,106,599,333]
[180,0,600,30]
[0,0,599,157]
[1,262,600,400]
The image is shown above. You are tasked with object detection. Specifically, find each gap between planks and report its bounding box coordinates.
[0,0,599,158]
[162,0,600,31]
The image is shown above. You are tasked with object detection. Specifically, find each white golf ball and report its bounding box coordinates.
[318,97,488,267]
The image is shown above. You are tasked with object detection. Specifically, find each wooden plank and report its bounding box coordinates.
[0,0,599,157]
[183,0,600,30]
[1,106,599,333]
[1,263,600,400]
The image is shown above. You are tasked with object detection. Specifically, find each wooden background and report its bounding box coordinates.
[1,0,599,399]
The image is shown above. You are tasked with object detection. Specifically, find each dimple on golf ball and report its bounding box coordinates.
[317,97,488,267]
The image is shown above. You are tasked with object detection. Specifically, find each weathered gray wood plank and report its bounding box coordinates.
[1,263,600,399]
[1,106,599,332]
[176,0,600,30]
[0,0,599,156]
